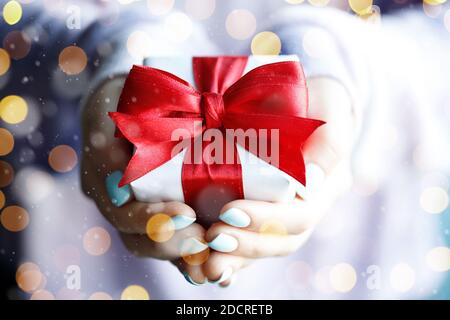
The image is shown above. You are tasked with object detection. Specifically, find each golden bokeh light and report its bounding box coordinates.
[17,270,43,292]
[225,9,257,40]
[3,30,31,60]
[30,289,55,300]
[48,145,78,173]
[0,190,4,210]
[424,0,447,5]
[180,240,210,266]
[426,246,450,272]
[348,0,373,15]
[1,205,29,232]
[307,0,330,7]
[147,0,174,15]
[89,291,113,300]
[251,31,281,55]
[126,30,152,60]
[286,0,305,4]
[16,262,45,293]
[420,186,448,214]
[58,46,88,75]
[164,12,193,42]
[185,0,215,20]
[3,1,22,25]
[0,95,28,124]
[423,1,443,17]
[0,160,14,187]
[16,262,40,282]
[0,48,10,76]
[83,226,111,256]
[0,128,14,156]
[121,285,150,300]
[329,263,357,293]
[146,213,175,243]
[390,263,415,292]
[259,219,288,236]
[358,5,381,25]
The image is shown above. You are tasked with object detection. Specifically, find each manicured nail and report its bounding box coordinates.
[208,234,238,253]
[181,237,208,255]
[172,215,196,230]
[208,267,233,284]
[219,208,250,228]
[183,272,205,286]
[105,170,131,207]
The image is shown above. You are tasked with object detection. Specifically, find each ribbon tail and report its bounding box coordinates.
[224,113,325,186]
[119,140,183,187]
[109,111,201,186]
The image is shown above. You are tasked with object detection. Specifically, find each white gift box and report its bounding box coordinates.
[130,55,307,205]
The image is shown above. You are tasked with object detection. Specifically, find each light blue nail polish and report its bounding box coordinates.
[208,234,238,253]
[183,272,204,286]
[181,237,208,255]
[105,170,131,207]
[208,267,233,284]
[172,215,196,230]
[219,208,250,228]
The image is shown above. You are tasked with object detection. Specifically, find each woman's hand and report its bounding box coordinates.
[80,77,209,285]
[81,76,357,287]
[201,77,358,286]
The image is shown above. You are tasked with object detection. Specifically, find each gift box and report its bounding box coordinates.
[110,55,324,223]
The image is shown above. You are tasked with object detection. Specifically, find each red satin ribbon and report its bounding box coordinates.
[110,56,324,207]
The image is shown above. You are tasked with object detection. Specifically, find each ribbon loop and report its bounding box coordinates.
[201,92,225,129]
[110,57,325,208]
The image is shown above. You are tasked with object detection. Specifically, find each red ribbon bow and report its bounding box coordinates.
[110,56,324,207]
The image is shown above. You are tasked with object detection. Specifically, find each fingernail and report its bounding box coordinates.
[181,237,208,255]
[208,234,238,253]
[105,170,131,207]
[208,267,233,284]
[219,274,236,288]
[172,215,196,230]
[219,208,250,228]
[183,272,205,286]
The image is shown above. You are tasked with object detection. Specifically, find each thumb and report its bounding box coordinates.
[300,77,357,196]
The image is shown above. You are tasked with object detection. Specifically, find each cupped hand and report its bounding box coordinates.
[201,77,358,286]
[81,77,209,285]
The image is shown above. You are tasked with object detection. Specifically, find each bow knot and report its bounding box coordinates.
[109,57,325,208]
[201,92,224,129]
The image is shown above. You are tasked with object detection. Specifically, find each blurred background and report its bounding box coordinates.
[0,0,449,300]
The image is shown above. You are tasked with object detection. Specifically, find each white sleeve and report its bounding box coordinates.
[80,5,218,108]
[267,6,374,137]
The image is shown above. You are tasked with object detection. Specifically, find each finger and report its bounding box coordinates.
[218,199,317,235]
[81,76,135,207]
[202,251,250,285]
[302,77,355,175]
[218,275,235,288]
[92,177,196,234]
[172,259,207,286]
[206,222,307,258]
[81,76,131,177]
[119,223,208,260]
[84,144,196,235]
